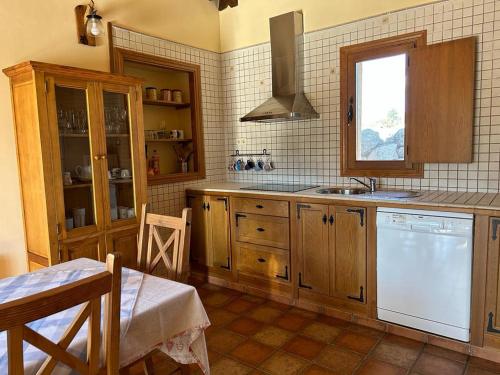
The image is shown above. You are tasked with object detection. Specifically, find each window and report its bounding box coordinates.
[340,31,427,177]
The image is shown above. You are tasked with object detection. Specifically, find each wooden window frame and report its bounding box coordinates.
[109,37,206,185]
[340,31,427,178]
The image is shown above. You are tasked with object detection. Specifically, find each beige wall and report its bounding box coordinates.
[0,0,220,277]
[219,0,437,51]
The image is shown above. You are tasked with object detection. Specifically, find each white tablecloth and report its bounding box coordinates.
[1,258,211,374]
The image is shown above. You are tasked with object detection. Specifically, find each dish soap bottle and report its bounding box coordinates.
[152,150,160,175]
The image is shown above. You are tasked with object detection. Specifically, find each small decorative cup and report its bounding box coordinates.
[65,217,74,230]
[127,208,135,218]
[72,208,86,228]
[63,172,73,186]
[120,169,131,178]
[118,206,128,219]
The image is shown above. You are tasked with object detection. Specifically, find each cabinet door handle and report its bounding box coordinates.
[347,97,354,126]
[297,204,311,219]
[235,213,246,226]
[257,258,266,263]
[347,286,364,303]
[346,208,365,227]
[322,214,327,224]
[220,257,231,270]
[256,227,265,232]
[93,155,100,161]
[329,215,334,225]
[206,203,210,211]
[217,197,228,211]
[276,266,289,280]
[492,218,500,240]
[202,202,206,210]
[298,272,312,289]
[256,204,264,209]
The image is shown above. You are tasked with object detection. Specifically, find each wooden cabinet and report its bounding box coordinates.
[236,242,289,281]
[296,202,367,305]
[106,228,141,269]
[188,194,231,271]
[235,214,289,249]
[4,61,147,270]
[484,217,500,346]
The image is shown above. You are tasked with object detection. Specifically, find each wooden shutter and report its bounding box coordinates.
[408,37,475,163]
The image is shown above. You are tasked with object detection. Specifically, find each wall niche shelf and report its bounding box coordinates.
[111,44,205,186]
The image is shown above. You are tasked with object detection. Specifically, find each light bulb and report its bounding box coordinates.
[86,13,105,37]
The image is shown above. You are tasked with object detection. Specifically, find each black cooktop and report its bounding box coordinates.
[243,184,319,193]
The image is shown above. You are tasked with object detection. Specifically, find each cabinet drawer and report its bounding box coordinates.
[235,213,289,249]
[237,243,289,281]
[232,197,289,217]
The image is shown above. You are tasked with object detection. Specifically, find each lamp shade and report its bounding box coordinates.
[86,13,105,37]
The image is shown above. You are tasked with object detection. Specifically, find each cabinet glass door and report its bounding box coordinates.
[55,84,99,233]
[102,89,137,223]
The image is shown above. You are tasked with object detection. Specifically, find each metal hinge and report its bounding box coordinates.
[297,204,311,219]
[348,286,364,303]
[492,218,500,241]
[407,55,410,67]
[406,145,409,156]
[44,80,49,94]
[58,244,62,262]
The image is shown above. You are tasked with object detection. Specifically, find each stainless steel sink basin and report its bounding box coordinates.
[316,188,368,195]
[366,190,421,199]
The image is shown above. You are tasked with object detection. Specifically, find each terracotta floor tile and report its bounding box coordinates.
[265,300,292,311]
[301,321,342,343]
[372,341,421,368]
[289,307,319,319]
[316,315,351,328]
[465,367,499,375]
[275,313,311,332]
[412,353,466,375]
[356,359,406,375]
[335,331,379,354]
[225,298,258,314]
[211,357,252,375]
[252,325,294,348]
[468,356,500,372]
[230,340,274,366]
[260,351,309,375]
[202,292,234,307]
[201,283,223,292]
[315,345,362,375]
[302,364,339,375]
[424,344,468,364]
[240,294,266,304]
[207,329,246,353]
[207,308,239,327]
[246,305,284,323]
[283,335,325,360]
[227,317,264,336]
[207,349,222,365]
[383,334,425,351]
[346,323,384,338]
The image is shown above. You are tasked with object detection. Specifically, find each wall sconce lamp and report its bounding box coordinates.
[75,0,105,46]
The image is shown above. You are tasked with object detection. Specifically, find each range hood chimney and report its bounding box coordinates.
[240,11,319,123]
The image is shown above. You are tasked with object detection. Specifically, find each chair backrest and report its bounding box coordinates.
[137,204,192,281]
[0,253,122,375]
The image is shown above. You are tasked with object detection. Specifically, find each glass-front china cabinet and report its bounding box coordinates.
[3,61,147,270]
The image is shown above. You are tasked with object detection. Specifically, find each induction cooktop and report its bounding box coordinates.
[242,184,319,193]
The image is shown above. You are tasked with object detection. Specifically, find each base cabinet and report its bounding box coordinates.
[297,203,367,306]
[61,235,105,262]
[188,194,231,272]
[485,217,500,346]
[106,227,140,269]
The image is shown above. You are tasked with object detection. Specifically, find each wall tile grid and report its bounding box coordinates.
[114,0,500,217]
[223,0,500,193]
[112,26,226,216]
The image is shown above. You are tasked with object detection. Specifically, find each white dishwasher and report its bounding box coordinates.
[377,207,473,342]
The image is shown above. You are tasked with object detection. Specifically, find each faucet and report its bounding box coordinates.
[350,177,377,193]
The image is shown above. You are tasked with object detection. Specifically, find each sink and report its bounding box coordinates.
[316,188,368,195]
[366,190,421,199]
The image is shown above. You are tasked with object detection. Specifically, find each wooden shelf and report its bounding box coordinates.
[109,179,133,184]
[143,99,191,109]
[145,138,193,143]
[64,183,92,189]
[106,133,130,138]
[147,172,204,185]
[60,133,89,138]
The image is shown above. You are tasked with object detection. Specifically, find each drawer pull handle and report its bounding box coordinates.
[256,204,264,209]
[256,227,265,232]
[257,258,266,263]
[487,312,500,333]
[276,266,288,280]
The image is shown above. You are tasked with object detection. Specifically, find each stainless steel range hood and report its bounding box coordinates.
[240,11,320,123]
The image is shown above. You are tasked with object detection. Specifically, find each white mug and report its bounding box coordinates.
[177,130,184,139]
[127,208,135,218]
[118,206,128,219]
[63,172,73,186]
[75,165,92,180]
[65,217,74,230]
[120,169,131,178]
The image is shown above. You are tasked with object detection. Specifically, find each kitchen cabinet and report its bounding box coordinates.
[484,217,500,347]
[296,203,367,305]
[3,61,147,270]
[188,194,231,271]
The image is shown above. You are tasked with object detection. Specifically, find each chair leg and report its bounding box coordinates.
[143,356,155,375]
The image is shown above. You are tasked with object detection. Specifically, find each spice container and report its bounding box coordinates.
[145,87,158,101]
[160,88,172,102]
[172,89,183,103]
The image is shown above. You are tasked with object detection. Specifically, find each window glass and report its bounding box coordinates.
[355,53,406,161]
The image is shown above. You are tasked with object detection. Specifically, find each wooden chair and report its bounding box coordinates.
[1,253,122,375]
[137,204,192,282]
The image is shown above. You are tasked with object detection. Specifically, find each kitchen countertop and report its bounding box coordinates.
[186,182,500,212]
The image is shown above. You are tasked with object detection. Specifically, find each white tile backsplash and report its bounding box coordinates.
[113,0,500,217]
